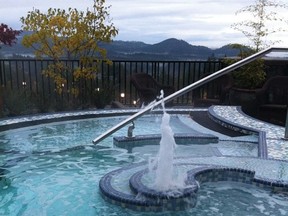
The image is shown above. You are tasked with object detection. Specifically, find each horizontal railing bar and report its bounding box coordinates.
[92,47,288,144]
[0,58,220,63]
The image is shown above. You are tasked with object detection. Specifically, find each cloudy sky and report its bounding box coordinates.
[1,0,288,48]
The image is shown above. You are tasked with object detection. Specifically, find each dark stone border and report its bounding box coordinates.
[128,168,198,210]
[129,169,197,199]
[189,166,288,193]
[99,162,163,212]
[99,161,288,212]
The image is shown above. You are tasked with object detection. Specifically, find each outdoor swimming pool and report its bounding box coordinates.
[0,112,287,215]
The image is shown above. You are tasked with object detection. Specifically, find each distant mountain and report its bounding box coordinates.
[138,38,212,59]
[102,38,240,60]
[143,38,196,54]
[214,45,241,58]
[0,31,240,60]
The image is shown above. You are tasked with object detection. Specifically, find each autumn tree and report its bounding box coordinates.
[21,0,118,94]
[0,23,21,48]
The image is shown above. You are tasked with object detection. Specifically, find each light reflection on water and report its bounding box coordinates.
[0,114,287,215]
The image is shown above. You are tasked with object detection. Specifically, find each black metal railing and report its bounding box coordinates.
[0,59,223,111]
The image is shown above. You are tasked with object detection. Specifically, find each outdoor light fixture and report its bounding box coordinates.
[120,93,125,104]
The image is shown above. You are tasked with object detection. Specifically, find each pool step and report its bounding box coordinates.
[113,133,218,151]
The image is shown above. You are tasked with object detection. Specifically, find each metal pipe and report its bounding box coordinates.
[127,121,135,138]
[92,47,288,144]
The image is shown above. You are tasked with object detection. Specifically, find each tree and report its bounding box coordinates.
[0,24,21,116]
[232,0,288,51]
[21,0,118,94]
[228,0,288,89]
[0,23,21,48]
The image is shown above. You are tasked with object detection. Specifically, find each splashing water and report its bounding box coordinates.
[153,90,178,191]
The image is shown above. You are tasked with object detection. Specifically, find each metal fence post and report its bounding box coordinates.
[285,106,288,139]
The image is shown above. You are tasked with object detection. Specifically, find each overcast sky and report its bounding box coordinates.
[1,0,287,48]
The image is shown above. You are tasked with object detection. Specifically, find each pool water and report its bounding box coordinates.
[192,182,288,216]
[0,115,287,215]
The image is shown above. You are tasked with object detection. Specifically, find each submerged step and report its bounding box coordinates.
[113,133,218,150]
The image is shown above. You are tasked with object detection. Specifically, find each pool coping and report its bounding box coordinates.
[1,106,288,212]
[99,156,288,212]
[0,108,205,132]
[208,106,268,158]
[0,106,284,160]
[209,105,287,160]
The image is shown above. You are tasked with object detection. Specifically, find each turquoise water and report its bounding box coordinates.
[0,115,287,215]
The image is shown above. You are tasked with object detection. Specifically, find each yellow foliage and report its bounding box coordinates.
[21,0,118,95]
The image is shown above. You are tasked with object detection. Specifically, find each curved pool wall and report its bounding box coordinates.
[210,106,288,160]
[99,106,288,211]
[99,158,288,212]
[1,105,288,213]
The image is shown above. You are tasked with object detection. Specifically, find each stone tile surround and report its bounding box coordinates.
[210,106,288,160]
[1,106,288,211]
